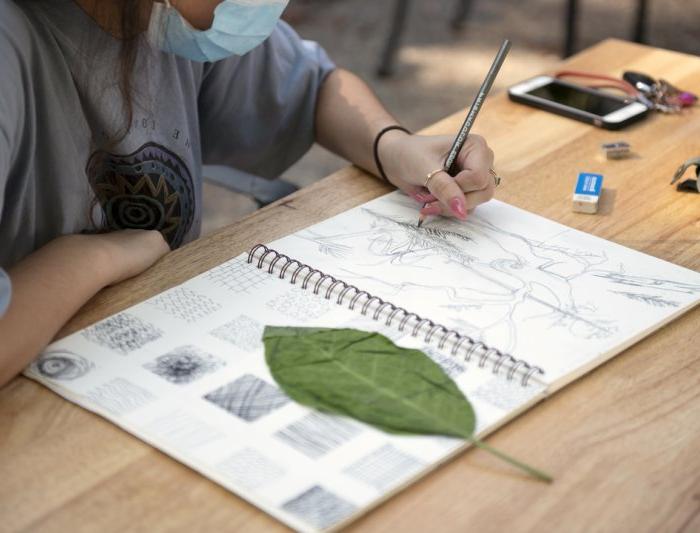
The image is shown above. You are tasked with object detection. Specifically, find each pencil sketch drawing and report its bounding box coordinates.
[281,485,357,531]
[204,374,290,422]
[343,444,426,491]
[144,345,224,385]
[82,312,163,355]
[275,411,363,459]
[210,314,264,352]
[33,350,94,380]
[149,287,221,323]
[597,271,700,295]
[611,290,680,308]
[216,447,286,490]
[287,193,700,357]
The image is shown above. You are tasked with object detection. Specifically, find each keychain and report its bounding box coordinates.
[554,70,697,113]
[623,71,697,113]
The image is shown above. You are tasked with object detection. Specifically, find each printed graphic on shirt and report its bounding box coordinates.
[86,142,195,248]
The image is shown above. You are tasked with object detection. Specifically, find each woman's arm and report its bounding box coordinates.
[0,230,168,387]
[315,68,495,220]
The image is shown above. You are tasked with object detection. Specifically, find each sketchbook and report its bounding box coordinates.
[25,191,700,532]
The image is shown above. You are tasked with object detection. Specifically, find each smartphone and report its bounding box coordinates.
[508,75,649,130]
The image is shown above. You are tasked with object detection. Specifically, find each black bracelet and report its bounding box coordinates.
[373,125,411,182]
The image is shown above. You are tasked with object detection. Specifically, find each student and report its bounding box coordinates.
[0,0,496,386]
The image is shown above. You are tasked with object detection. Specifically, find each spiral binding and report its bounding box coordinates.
[248,244,545,387]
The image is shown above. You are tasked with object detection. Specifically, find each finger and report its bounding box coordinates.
[415,187,437,203]
[454,167,494,195]
[419,201,444,217]
[457,134,494,172]
[426,171,467,220]
[420,188,494,219]
[463,187,495,211]
[405,185,438,204]
[419,200,466,220]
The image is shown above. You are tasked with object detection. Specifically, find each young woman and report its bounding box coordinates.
[0,0,496,387]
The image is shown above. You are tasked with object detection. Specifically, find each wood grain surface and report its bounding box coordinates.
[1,39,699,533]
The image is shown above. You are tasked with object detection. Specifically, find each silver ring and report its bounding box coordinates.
[489,167,501,187]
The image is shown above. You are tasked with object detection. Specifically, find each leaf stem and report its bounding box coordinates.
[470,438,553,483]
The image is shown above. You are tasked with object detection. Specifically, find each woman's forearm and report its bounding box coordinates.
[0,235,114,386]
[0,230,169,388]
[314,68,407,178]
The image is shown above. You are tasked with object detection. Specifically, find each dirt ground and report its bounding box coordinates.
[202,0,700,234]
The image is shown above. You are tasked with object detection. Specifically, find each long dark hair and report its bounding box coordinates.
[67,0,156,228]
[114,0,155,141]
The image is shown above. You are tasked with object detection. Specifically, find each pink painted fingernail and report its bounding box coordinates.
[449,197,467,220]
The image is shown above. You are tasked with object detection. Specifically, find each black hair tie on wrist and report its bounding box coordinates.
[373,125,411,183]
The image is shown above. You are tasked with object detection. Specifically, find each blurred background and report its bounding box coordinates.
[202,0,700,234]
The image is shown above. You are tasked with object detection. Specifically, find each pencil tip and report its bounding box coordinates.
[416,218,424,228]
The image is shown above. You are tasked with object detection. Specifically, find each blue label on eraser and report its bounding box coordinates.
[575,173,603,196]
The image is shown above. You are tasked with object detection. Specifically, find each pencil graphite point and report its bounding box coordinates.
[416,216,425,228]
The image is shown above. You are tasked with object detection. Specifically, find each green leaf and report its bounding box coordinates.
[263,326,552,483]
[264,325,475,438]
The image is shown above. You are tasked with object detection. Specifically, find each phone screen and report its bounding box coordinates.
[526,81,628,116]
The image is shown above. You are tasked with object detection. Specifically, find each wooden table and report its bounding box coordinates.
[2,39,699,532]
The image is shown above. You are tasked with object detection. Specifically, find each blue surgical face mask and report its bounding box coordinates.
[148,0,289,62]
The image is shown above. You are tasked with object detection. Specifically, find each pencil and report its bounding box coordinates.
[417,38,512,227]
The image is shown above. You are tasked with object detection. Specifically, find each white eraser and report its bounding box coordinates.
[572,172,603,214]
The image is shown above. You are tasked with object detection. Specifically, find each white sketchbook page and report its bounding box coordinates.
[268,191,700,390]
[25,253,546,533]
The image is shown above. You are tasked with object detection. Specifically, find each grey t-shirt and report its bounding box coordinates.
[0,269,9,317]
[0,0,334,313]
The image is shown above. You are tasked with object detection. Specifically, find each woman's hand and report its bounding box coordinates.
[378,131,496,220]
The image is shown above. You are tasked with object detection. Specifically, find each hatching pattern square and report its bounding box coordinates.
[204,374,289,421]
[216,448,285,490]
[281,485,357,531]
[266,286,331,322]
[82,312,162,355]
[204,256,270,293]
[343,444,426,491]
[85,377,155,415]
[148,287,221,323]
[422,346,466,377]
[144,345,224,385]
[210,314,264,352]
[275,412,363,459]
